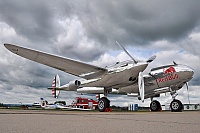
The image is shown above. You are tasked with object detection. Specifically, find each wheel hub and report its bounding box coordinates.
[151,102,157,110]
[171,102,179,110]
[98,100,105,110]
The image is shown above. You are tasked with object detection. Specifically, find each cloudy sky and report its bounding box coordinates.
[0,0,200,106]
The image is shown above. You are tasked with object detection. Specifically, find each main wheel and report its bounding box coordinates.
[150,100,161,111]
[98,97,110,112]
[170,99,183,112]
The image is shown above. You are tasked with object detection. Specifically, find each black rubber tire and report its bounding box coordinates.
[150,100,161,111]
[98,97,110,112]
[170,99,183,112]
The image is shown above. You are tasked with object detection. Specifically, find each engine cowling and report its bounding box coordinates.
[68,80,81,91]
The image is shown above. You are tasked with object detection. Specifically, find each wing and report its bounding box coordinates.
[4,44,107,79]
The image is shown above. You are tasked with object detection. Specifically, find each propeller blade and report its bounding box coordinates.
[138,72,144,102]
[116,41,137,64]
[186,82,190,104]
[146,55,156,63]
[173,61,177,65]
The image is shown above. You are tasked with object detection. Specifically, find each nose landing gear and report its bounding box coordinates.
[150,90,183,112]
[170,89,183,112]
[170,99,183,112]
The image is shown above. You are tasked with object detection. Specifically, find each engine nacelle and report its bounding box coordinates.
[68,80,81,91]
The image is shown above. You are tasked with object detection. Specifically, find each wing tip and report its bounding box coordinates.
[4,43,11,50]
[4,43,9,47]
[4,43,14,49]
[4,43,19,54]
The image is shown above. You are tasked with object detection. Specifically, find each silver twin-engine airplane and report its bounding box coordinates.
[4,42,194,112]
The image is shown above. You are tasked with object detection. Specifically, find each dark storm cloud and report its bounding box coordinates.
[0,0,107,61]
[0,1,62,44]
[72,0,200,46]
[1,0,200,53]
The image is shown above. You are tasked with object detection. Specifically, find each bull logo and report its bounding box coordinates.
[164,66,176,75]
[158,66,178,83]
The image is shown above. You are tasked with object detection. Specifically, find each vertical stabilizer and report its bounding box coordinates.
[40,98,48,107]
[52,75,60,98]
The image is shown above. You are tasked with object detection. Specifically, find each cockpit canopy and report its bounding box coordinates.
[150,65,176,72]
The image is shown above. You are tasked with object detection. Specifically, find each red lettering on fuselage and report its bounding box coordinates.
[157,73,179,83]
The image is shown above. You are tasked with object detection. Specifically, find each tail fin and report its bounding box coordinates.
[52,75,60,98]
[40,98,48,107]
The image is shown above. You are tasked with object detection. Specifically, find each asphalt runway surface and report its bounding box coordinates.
[0,109,199,133]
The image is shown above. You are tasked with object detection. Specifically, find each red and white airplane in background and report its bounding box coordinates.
[40,97,93,111]
[4,42,194,112]
[40,98,58,109]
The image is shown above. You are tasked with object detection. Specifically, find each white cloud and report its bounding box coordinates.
[0,22,16,38]
[55,17,104,61]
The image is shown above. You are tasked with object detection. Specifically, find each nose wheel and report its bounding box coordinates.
[170,99,183,112]
[169,88,183,112]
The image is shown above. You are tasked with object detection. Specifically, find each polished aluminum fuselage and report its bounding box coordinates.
[80,62,148,89]
[118,64,194,96]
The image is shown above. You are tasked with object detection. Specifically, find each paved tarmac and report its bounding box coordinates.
[0,109,199,133]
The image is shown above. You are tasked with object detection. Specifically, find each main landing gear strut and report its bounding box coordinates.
[97,89,111,112]
[169,91,183,112]
[149,91,183,112]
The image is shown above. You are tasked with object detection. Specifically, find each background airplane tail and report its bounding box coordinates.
[40,98,48,107]
[52,75,60,98]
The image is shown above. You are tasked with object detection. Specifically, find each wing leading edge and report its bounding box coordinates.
[4,44,107,79]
